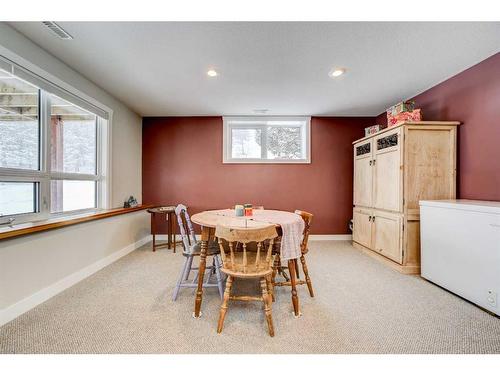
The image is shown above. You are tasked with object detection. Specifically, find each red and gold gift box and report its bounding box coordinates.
[364,124,387,136]
[387,100,415,116]
[387,109,422,127]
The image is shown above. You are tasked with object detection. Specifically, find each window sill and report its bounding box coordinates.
[0,205,152,241]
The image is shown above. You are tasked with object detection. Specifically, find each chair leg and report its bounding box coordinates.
[265,275,274,303]
[260,278,275,337]
[172,256,191,301]
[271,256,279,302]
[205,258,215,283]
[294,259,301,279]
[217,276,233,334]
[288,259,300,317]
[277,254,290,282]
[184,256,194,281]
[300,254,314,297]
[214,255,225,300]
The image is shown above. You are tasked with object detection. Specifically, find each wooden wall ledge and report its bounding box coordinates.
[0,205,153,241]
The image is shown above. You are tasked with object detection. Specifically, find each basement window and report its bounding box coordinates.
[223,116,311,163]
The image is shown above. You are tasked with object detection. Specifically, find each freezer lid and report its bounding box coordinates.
[419,199,500,214]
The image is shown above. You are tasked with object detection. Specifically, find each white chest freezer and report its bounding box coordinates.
[420,199,500,316]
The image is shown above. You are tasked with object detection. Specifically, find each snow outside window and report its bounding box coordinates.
[0,65,107,225]
[223,117,311,163]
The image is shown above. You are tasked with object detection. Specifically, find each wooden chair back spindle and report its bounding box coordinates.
[215,225,277,275]
[294,210,313,254]
[175,204,197,252]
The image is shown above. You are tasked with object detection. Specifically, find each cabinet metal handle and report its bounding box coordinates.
[369,160,372,166]
[372,216,376,222]
[368,215,372,221]
[372,159,376,165]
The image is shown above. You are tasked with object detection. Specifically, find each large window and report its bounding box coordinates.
[223,117,311,163]
[0,63,108,225]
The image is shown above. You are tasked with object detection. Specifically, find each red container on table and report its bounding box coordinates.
[244,204,253,216]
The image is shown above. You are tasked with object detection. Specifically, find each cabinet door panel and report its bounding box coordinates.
[404,127,457,212]
[353,140,373,207]
[373,211,402,264]
[353,208,373,249]
[373,131,402,212]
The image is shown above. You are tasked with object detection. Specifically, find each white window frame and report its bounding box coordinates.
[223,116,311,164]
[0,56,112,225]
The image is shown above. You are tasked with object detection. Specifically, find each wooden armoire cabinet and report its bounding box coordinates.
[352,121,459,274]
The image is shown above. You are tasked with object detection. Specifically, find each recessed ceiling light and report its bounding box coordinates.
[329,68,346,78]
[207,69,218,77]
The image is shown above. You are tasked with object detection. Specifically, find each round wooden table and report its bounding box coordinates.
[191,209,302,318]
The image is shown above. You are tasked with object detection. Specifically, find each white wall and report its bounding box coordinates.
[0,211,150,324]
[0,22,142,207]
[0,23,148,326]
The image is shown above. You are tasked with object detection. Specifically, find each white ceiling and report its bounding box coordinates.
[7,22,500,117]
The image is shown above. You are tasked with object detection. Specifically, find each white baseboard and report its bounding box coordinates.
[0,235,152,327]
[309,234,352,241]
[156,234,182,241]
[156,234,352,242]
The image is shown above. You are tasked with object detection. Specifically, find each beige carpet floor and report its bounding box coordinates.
[1,240,499,354]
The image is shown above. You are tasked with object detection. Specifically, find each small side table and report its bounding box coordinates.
[147,206,178,252]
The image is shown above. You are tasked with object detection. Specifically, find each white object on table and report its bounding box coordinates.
[212,209,304,260]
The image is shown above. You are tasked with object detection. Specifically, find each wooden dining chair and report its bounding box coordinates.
[172,204,225,301]
[272,210,314,297]
[215,224,278,337]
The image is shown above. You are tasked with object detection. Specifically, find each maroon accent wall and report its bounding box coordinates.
[376,52,500,201]
[142,116,373,234]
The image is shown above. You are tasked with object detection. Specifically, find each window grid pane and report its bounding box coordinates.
[0,69,40,170]
[0,181,37,216]
[266,126,302,159]
[50,180,96,213]
[231,128,262,159]
[50,94,97,175]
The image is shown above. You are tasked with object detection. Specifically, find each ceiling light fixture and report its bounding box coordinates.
[42,21,73,40]
[329,68,346,78]
[207,69,218,77]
